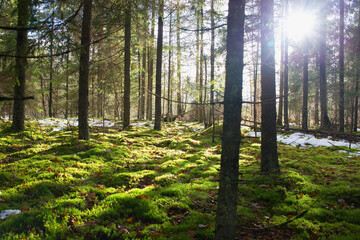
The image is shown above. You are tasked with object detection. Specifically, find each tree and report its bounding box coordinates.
[319,0,331,129]
[147,0,156,121]
[302,38,309,130]
[260,0,279,174]
[215,0,245,239]
[339,0,345,132]
[154,0,164,131]
[78,0,92,140]
[209,0,215,128]
[11,0,30,132]
[123,0,131,128]
[354,5,360,132]
[167,12,173,121]
[283,0,289,129]
[176,0,182,116]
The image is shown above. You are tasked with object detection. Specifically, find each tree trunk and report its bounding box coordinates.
[167,13,173,122]
[199,3,204,123]
[91,46,95,118]
[319,0,331,129]
[260,0,279,174]
[195,7,200,121]
[49,9,54,118]
[302,38,309,130]
[210,0,215,128]
[339,0,345,132]
[65,40,70,119]
[147,0,156,121]
[138,50,141,119]
[11,0,29,132]
[177,0,182,116]
[283,0,289,129]
[277,4,284,127]
[78,0,92,140]
[140,46,146,119]
[354,6,360,132]
[154,0,164,131]
[215,0,245,239]
[254,31,260,135]
[123,0,131,128]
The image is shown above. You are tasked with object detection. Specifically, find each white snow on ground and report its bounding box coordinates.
[0,209,21,220]
[28,118,360,151]
[31,118,119,131]
[131,121,154,127]
[246,131,360,150]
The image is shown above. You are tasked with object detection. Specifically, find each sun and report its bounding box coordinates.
[286,11,316,41]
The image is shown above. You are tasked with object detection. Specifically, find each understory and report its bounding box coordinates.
[0,120,359,239]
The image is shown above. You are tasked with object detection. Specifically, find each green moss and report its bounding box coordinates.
[98,194,167,223]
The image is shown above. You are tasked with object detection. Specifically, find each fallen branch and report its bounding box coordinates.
[0,96,34,101]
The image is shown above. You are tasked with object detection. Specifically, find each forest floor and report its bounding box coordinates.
[0,119,359,239]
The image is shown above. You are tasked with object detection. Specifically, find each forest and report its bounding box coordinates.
[0,0,360,239]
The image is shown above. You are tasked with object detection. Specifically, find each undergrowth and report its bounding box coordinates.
[0,120,359,239]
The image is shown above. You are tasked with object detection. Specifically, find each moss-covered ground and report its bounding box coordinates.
[0,120,359,239]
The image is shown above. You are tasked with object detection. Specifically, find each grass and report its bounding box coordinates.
[0,120,359,239]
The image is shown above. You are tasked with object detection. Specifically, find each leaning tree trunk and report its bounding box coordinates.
[215,0,245,239]
[11,0,29,132]
[260,0,279,174]
[78,0,92,140]
[154,0,164,131]
[123,0,131,128]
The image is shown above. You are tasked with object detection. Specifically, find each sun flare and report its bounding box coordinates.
[286,11,316,41]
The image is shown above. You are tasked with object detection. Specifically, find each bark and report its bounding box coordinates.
[302,38,309,130]
[154,0,164,131]
[339,0,345,132]
[177,0,182,116]
[283,0,289,129]
[214,0,245,239]
[254,31,260,134]
[78,0,92,140]
[147,0,155,121]
[277,4,284,127]
[65,37,71,119]
[319,0,331,129]
[11,0,29,132]
[195,6,200,121]
[167,13,173,122]
[140,2,148,120]
[49,9,54,118]
[138,51,141,119]
[140,46,146,119]
[354,6,360,132]
[199,3,204,123]
[260,0,279,174]
[91,46,95,118]
[210,0,215,128]
[123,0,131,128]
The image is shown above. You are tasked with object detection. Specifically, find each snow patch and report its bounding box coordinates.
[246,131,360,149]
[0,209,21,220]
[131,121,154,127]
